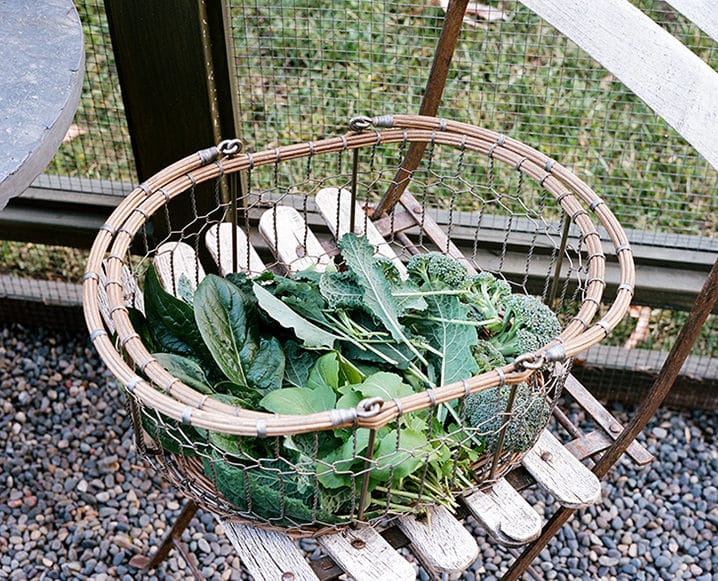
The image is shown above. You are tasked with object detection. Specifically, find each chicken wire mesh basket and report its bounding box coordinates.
[83,114,634,536]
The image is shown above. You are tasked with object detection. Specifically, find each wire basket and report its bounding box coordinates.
[83,114,634,536]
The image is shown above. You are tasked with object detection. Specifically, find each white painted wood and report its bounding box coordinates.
[521,430,602,509]
[664,1,718,43]
[315,187,407,276]
[398,505,478,574]
[220,520,319,581]
[205,222,265,275]
[153,241,206,295]
[259,206,332,273]
[463,478,542,546]
[318,524,415,581]
[519,0,718,171]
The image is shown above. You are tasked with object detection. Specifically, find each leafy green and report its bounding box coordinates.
[412,293,479,386]
[143,265,211,362]
[194,275,284,397]
[259,352,339,415]
[338,234,425,364]
[153,352,214,394]
[283,341,320,387]
[253,282,337,349]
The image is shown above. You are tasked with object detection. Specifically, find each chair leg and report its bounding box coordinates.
[129,499,205,581]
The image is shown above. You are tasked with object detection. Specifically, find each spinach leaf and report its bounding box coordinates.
[153,353,214,394]
[194,275,284,395]
[259,384,336,415]
[371,427,429,483]
[253,282,337,349]
[259,352,340,414]
[272,275,330,325]
[306,352,340,391]
[143,265,210,362]
[316,429,371,489]
[353,371,414,401]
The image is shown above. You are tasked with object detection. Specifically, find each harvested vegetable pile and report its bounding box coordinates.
[131,234,560,525]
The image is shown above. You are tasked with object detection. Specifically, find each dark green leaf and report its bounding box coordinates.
[245,336,285,395]
[153,353,214,394]
[283,341,319,388]
[319,271,364,309]
[338,234,423,363]
[194,274,250,385]
[143,265,209,360]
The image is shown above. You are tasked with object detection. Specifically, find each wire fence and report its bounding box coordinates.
[3,0,716,400]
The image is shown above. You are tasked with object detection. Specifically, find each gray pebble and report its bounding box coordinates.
[1,324,717,581]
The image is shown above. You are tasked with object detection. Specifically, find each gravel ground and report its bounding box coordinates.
[1,322,716,580]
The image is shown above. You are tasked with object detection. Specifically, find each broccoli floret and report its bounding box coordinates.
[464,382,550,453]
[471,340,506,373]
[462,272,512,330]
[489,294,561,360]
[406,252,468,289]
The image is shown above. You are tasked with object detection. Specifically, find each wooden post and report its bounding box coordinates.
[104,0,238,242]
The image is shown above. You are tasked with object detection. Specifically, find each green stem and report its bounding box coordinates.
[404,314,501,328]
[392,288,469,298]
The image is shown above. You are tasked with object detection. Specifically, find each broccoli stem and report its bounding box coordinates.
[392,289,470,298]
[403,313,501,328]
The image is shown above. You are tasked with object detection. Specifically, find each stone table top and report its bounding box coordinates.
[0,0,85,210]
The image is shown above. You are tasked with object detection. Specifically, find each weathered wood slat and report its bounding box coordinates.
[153,241,205,296]
[519,0,718,171]
[521,430,601,509]
[664,0,718,42]
[398,505,478,574]
[562,374,653,465]
[318,524,415,581]
[315,187,407,275]
[205,222,265,275]
[258,206,331,273]
[221,520,320,581]
[463,478,542,547]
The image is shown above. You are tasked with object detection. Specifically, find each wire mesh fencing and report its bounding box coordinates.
[3,0,716,401]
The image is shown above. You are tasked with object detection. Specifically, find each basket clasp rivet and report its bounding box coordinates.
[281,573,295,581]
[351,538,366,549]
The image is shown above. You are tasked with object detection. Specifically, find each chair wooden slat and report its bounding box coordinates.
[398,505,478,574]
[318,523,416,581]
[259,206,331,273]
[154,241,205,296]
[463,478,542,546]
[521,430,602,509]
[315,186,407,276]
[205,222,265,275]
[221,520,320,581]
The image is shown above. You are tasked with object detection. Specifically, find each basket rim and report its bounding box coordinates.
[82,114,635,437]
